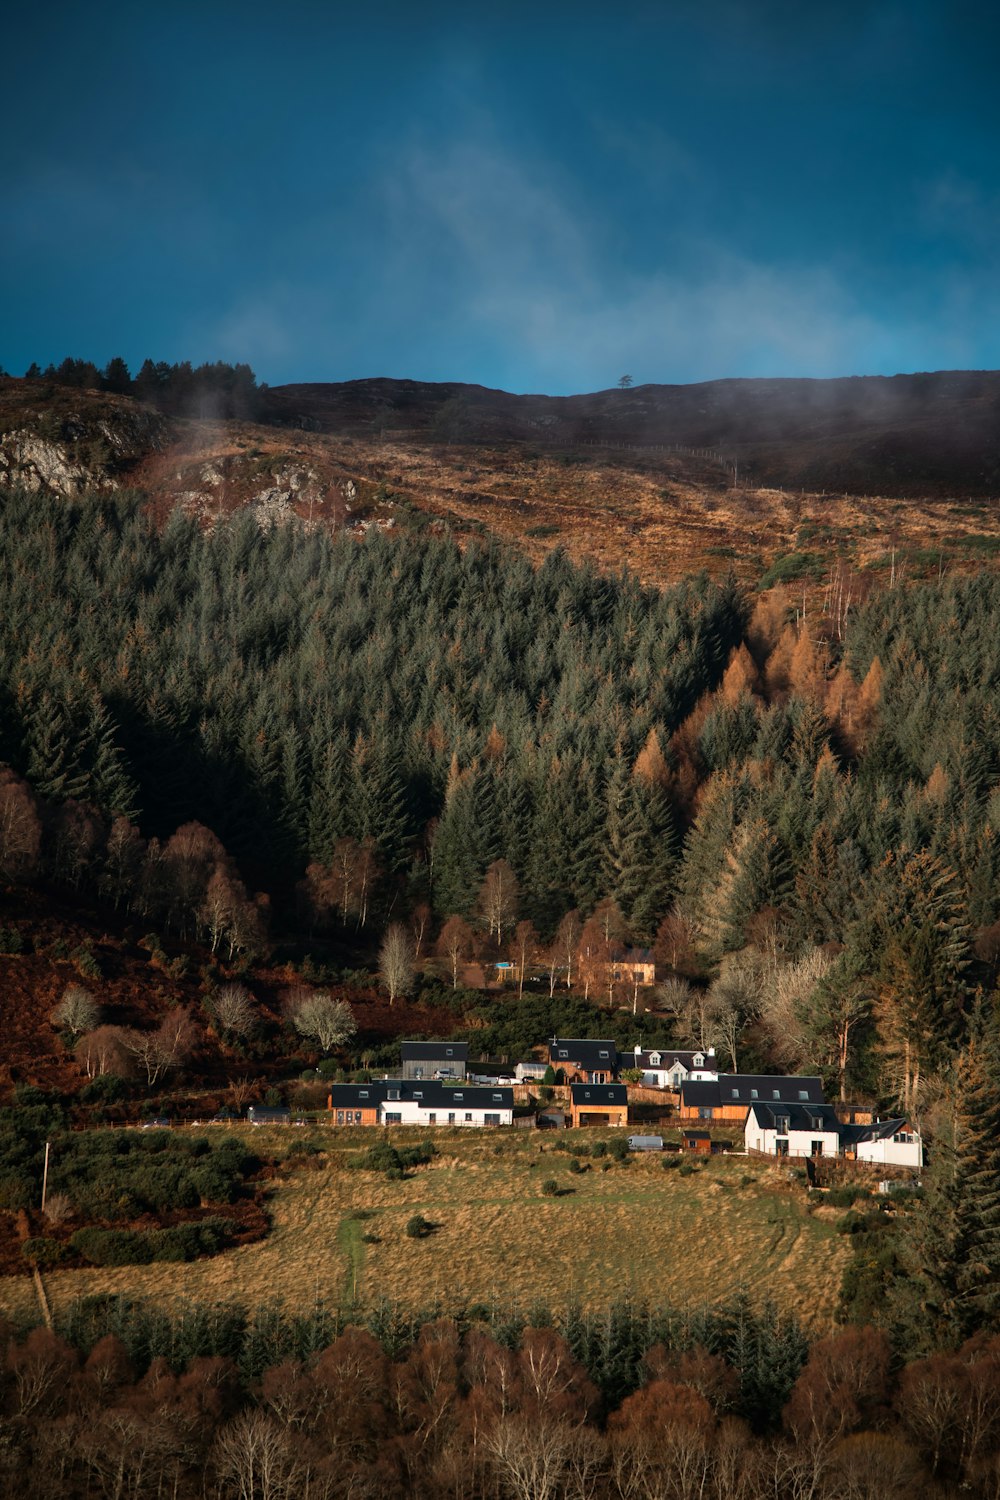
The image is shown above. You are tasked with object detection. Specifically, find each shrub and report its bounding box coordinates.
[541,1179,560,1197]
[826,1185,868,1208]
[678,1160,696,1176]
[568,1157,587,1174]
[0,926,24,954]
[608,1136,630,1162]
[22,1237,69,1267]
[0,1174,34,1210]
[405,1214,432,1238]
[79,1074,127,1104]
[71,1228,154,1266]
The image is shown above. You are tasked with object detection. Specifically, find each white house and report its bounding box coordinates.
[850,1119,923,1169]
[745,1101,842,1159]
[381,1082,514,1128]
[629,1046,719,1089]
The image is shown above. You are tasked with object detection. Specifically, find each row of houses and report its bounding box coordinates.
[325,1079,632,1130]
[325,1038,922,1168]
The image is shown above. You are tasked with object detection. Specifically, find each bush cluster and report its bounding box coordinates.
[70,1217,234,1266]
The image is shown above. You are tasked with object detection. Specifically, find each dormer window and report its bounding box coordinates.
[731,1089,739,1098]
[750,1089,759,1099]
[650,1053,660,1066]
[454,1093,464,1101]
[798,1091,809,1101]
[693,1054,704,1067]
[772,1090,780,1100]
[388,1089,399,1100]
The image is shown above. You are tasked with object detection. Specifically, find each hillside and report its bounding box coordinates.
[2,372,999,596]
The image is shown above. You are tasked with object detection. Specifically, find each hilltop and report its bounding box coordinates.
[2,369,999,595]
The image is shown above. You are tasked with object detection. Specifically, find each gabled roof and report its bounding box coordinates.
[550,1038,619,1070]
[842,1117,916,1146]
[682,1075,825,1107]
[400,1082,513,1108]
[400,1041,469,1060]
[328,1082,391,1107]
[329,1079,512,1109]
[746,1101,840,1132]
[570,1083,628,1105]
[633,1049,711,1069]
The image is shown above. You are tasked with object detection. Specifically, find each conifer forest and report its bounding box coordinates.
[3,479,1000,1498]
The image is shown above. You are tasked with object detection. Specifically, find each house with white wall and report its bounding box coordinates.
[627,1046,718,1088]
[328,1080,513,1128]
[847,1118,923,1169]
[745,1101,843,1159]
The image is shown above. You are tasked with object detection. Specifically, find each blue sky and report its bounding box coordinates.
[3,0,998,393]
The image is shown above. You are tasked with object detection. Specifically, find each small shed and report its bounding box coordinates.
[682,1130,712,1154]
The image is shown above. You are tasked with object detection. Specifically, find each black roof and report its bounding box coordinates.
[247,1106,291,1121]
[682,1075,825,1107]
[840,1117,912,1146]
[630,1049,714,1069]
[570,1083,628,1105]
[746,1102,840,1132]
[328,1082,390,1106]
[400,1041,469,1060]
[328,1079,512,1109]
[394,1082,513,1107]
[550,1039,619,1070]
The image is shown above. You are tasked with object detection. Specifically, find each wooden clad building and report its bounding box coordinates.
[679,1074,825,1123]
[569,1083,629,1128]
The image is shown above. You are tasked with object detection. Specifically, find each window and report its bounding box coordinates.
[388,1089,399,1101]
[428,1113,436,1124]
[730,1088,739,1098]
[413,1091,423,1099]
[336,1111,344,1125]
[650,1053,660,1065]
[414,1067,424,1079]
[798,1091,809,1101]
[775,1116,789,1135]
[772,1090,780,1100]
[810,1140,824,1157]
[448,1112,455,1124]
[894,1132,913,1143]
[454,1093,464,1101]
[359,1090,369,1099]
[750,1089,758,1099]
[385,1112,402,1124]
[445,1048,454,1056]
[693,1054,703,1067]
[465,1113,472,1122]
[485,1113,500,1125]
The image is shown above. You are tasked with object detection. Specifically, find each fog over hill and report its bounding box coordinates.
[263,369,1000,498]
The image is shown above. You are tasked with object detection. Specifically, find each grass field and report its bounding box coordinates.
[0,1128,850,1331]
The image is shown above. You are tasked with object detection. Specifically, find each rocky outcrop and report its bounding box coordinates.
[0,390,170,498]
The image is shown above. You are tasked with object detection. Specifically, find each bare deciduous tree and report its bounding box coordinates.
[287,991,357,1053]
[212,983,258,1040]
[121,1009,196,1086]
[554,910,582,990]
[0,769,41,880]
[379,923,416,1004]
[436,915,473,989]
[51,984,99,1037]
[478,859,519,948]
[75,1025,131,1079]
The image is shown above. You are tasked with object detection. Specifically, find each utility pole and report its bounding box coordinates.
[41,1140,50,1214]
